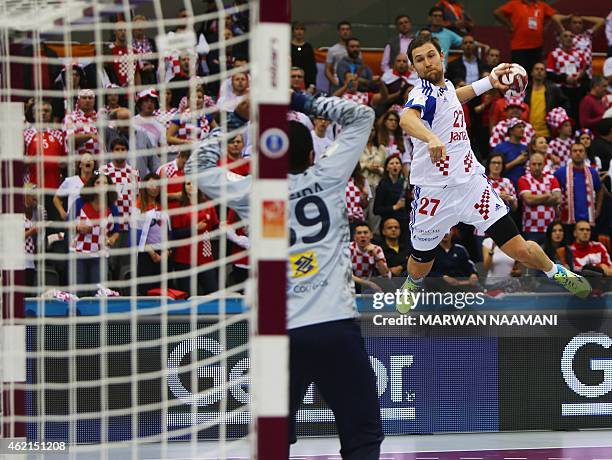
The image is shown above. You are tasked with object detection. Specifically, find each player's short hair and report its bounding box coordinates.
[337,20,351,30]
[289,121,313,174]
[407,35,442,64]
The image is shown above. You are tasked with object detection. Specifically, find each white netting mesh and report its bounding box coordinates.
[0,0,260,457]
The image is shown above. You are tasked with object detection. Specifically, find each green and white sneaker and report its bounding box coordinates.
[396,277,421,314]
[552,264,592,299]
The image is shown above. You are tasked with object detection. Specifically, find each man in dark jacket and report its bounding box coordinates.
[524,62,568,137]
[446,35,486,85]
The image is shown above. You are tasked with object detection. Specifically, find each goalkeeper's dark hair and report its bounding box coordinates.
[407,35,442,64]
[289,121,313,174]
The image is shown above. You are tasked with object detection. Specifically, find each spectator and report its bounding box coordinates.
[435,0,474,35]
[132,15,158,85]
[155,88,180,127]
[377,110,405,157]
[168,53,194,108]
[493,118,529,189]
[542,220,574,270]
[529,135,559,174]
[346,164,371,227]
[359,124,387,191]
[135,173,171,295]
[518,151,562,244]
[97,84,127,122]
[494,0,562,75]
[99,137,140,277]
[483,48,501,72]
[70,173,119,297]
[546,107,575,167]
[381,53,415,108]
[290,66,307,92]
[64,89,99,156]
[176,8,212,77]
[291,22,317,89]
[427,6,463,67]
[52,64,86,121]
[374,155,409,237]
[446,34,486,85]
[171,180,220,296]
[546,30,588,122]
[482,236,521,289]
[325,21,353,92]
[381,15,414,73]
[579,76,608,131]
[109,20,142,88]
[569,220,612,275]
[554,143,603,228]
[525,62,569,137]
[218,134,250,176]
[575,128,602,171]
[54,153,95,221]
[349,221,390,292]
[158,150,190,210]
[489,94,530,131]
[24,183,45,288]
[217,72,249,113]
[24,100,66,222]
[429,230,479,288]
[558,14,606,78]
[167,88,217,147]
[377,217,411,276]
[310,116,332,163]
[134,88,166,161]
[489,98,535,149]
[337,38,373,91]
[334,72,389,108]
[226,207,249,288]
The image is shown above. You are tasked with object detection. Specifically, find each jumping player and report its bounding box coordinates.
[185,95,383,459]
[396,35,591,313]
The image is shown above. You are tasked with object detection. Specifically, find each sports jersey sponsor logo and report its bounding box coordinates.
[450,131,469,142]
[292,279,329,293]
[290,251,318,278]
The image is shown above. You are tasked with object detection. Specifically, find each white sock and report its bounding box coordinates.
[544,263,559,278]
[407,274,424,285]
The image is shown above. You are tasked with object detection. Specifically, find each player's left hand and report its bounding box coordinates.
[489,63,512,91]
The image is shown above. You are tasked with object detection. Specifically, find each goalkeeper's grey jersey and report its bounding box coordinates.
[186,97,374,330]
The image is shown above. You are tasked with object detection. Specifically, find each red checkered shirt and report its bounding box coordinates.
[546,46,587,88]
[489,119,535,149]
[517,173,561,233]
[572,30,593,77]
[570,241,612,272]
[99,162,140,232]
[72,202,115,256]
[349,241,388,279]
[109,44,142,87]
[154,108,179,128]
[547,136,573,167]
[157,159,185,209]
[171,110,212,142]
[342,91,373,106]
[63,109,99,156]
[23,127,66,189]
[345,178,366,221]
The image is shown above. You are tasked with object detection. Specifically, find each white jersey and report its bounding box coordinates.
[187,97,374,330]
[403,79,484,187]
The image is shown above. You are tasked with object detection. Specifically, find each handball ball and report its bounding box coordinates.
[500,63,528,97]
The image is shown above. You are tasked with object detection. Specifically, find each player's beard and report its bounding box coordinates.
[419,66,444,85]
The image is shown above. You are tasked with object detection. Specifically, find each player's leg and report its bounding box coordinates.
[396,185,455,313]
[310,319,383,460]
[467,175,591,298]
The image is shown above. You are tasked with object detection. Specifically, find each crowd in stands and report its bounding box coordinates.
[21,1,612,298]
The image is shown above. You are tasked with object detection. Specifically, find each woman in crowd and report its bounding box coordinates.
[218,133,250,176]
[374,155,409,238]
[135,173,171,295]
[71,173,119,296]
[171,180,219,296]
[53,153,96,221]
[376,110,405,157]
[155,88,179,127]
[541,220,574,270]
[576,128,602,171]
[346,164,371,234]
[528,135,559,175]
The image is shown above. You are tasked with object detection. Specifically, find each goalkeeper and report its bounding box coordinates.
[186,95,383,459]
